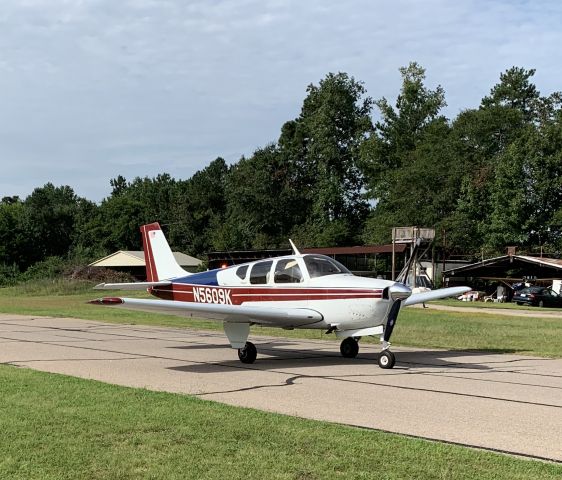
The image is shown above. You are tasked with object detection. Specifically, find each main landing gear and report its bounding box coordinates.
[340,337,359,358]
[237,341,257,364]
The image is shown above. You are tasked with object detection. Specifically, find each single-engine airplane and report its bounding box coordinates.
[90,223,470,368]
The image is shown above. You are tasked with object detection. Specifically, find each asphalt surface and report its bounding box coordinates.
[1,313,561,462]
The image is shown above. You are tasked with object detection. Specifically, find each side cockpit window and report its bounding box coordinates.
[274,259,303,284]
[249,261,273,285]
[236,265,248,280]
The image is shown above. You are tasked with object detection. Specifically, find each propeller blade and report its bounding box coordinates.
[383,299,402,342]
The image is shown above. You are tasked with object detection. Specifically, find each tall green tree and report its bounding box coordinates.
[171,157,229,254]
[481,67,540,122]
[361,62,449,243]
[97,174,178,251]
[0,198,26,269]
[279,72,373,246]
[17,184,85,268]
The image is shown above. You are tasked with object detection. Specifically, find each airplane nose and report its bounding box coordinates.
[389,283,412,301]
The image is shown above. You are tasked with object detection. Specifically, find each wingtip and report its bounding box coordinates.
[88,297,124,305]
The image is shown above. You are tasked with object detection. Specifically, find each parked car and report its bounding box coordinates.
[512,286,562,308]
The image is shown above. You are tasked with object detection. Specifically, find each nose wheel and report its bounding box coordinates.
[378,349,395,369]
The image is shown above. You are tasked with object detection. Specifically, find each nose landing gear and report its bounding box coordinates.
[378,348,395,369]
[377,299,402,369]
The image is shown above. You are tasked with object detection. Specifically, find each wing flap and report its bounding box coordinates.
[89,297,324,327]
[403,286,471,307]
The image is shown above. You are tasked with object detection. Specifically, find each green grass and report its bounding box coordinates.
[0,282,561,357]
[435,298,562,311]
[394,308,562,357]
[1,365,560,479]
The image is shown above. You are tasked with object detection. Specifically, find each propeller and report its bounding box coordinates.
[383,298,402,344]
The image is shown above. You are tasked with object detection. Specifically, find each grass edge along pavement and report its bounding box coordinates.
[1,365,561,480]
[0,282,561,358]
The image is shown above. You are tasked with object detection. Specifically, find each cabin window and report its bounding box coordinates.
[303,255,351,278]
[274,259,303,284]
[249,261,273,285]
[236,265,248,280]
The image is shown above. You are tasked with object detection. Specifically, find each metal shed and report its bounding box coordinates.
[89,250,202,279]
[444,254,562,285]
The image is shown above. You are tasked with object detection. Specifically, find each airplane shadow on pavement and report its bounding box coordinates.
[165,343,529,374]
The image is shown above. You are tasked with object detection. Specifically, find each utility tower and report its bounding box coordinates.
[391,227,435,285]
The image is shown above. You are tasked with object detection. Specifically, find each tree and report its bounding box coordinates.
[481,67,540,122]
[171,157,229,254]
[18,184,84,268]
[0,199,25,268]
[97,174,178,251]
[279,72,373,245]
[361,63,448,243]
[483,140,528,250]
[441,67,545,253]
[523,116,562,249]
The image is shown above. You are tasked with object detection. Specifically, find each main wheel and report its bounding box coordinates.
[238,341,257,364]
[340,337,359,358]
[378,350,395,369]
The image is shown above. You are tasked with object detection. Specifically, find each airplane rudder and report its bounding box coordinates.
[140,222,188,281]
[140,223,161,282]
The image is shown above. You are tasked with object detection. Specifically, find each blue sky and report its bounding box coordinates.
[1,0,561,201]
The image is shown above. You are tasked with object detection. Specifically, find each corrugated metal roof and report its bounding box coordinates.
[89,251,201,268]
[444,254,562,278]
[302,244,408,255]
[517,255,562,267]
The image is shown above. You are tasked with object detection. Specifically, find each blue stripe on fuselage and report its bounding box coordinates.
[174,269,220,286]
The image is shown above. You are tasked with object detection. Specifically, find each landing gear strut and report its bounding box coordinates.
[238,341,257,364]
[340,337,359,358]
[377,298,402,369]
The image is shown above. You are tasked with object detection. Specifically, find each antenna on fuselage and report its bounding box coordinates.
[288,239,301,255]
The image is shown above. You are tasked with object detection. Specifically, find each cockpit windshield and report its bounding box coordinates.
[303,255,351,278]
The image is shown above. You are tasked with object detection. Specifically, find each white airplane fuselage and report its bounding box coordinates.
[148,254,410,332]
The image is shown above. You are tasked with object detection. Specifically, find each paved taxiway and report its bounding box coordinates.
[0,313,561,462]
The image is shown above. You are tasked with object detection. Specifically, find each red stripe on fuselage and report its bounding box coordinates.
[150,284,383,304]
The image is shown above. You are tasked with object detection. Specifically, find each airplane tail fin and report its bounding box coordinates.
[140,223,190,281]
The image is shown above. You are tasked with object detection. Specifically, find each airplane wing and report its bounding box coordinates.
[402,286,471,307]
[93,281,172,291]
[88,297,324,328]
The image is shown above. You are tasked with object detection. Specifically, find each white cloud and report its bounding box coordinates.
[0,0,561,200]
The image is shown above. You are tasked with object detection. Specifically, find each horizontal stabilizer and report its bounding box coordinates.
[93,281,172,291]
[403,286,471,307]
[89,297,324,328]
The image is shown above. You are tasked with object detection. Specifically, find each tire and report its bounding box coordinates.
[378,350,395,369]
[340,337,359,358]
[238,341,257,364]
[516,302,523,306]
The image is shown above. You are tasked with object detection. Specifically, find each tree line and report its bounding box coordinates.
[2,63,562,283]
